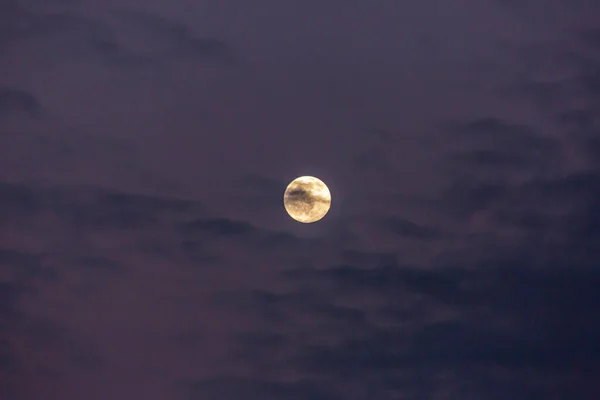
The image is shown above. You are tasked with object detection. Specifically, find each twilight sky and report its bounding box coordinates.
[1,0,600,399]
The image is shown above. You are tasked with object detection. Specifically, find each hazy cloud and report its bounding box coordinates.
[185,378,339,400]
[112,9,238,64]
[376,216,442,240]
[0,87,40,115]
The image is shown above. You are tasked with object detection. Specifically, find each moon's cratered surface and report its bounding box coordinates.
[283,176,331,223]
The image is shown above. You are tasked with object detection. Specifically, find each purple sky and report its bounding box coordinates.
[1,0,600,399]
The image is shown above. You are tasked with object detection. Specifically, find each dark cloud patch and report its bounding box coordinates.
[230,331,288,367]
[5,8,105,39]
[112,9,238,64]
[446,117,541,146]
[297,322,593,399]
[442,117,558,178]
[0,182,205,231]
[232,257,600,399]
[556,108,596,130]
[442,180,508,216]
[113,9,190,41]
[299,262,600,330]
[0,248,53,287]
[180,240,222,266]
[437,55,599,236]
[340,250,397,267]
[177,217,305,252]
[0,246,47,399]
[185,377,339,400]
[451,148,535,169]
[84,36,153,67]
[0,181,305,273]
[252,289,367,325]
[179,218,256,237]
[215,288,368,331]
[287,264,463,302]
[168,37,235,62]
[0,1,150,67]
[0,248,40,272]
[96,190,203,215]
[233,331,287,350]
[217,290,308,324]
[60,206,161,230]
[0,182,43,219]
[376,216,442,240]
[0,281,25,321]
[38,13,152,67]
[523,170,599,206]
[0,182,306,277]
[62,255,124,272]
[0,87,40,115]
[512,25,600,167]
[1,125,140,172]
[135,237,179,259]
[577,64,600,97]
[441,158,600,248]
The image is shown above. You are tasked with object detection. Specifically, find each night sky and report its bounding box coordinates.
[1,0,600,399]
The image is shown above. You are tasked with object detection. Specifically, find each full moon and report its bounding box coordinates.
[283,176,331,223]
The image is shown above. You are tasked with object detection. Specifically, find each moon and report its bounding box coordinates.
[283,176,331,223]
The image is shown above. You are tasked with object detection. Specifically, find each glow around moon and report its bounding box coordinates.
[283,176,331,223]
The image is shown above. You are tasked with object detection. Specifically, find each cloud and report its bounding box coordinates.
[442,180,508,216]
[0,1,154,67]
[376,216,442,240]
[59,255,124,272]
[223,251,600,398]
[0,246,48,399]
[112,9,238,64]
[0,181,205,228]
[451,148,538,169]
[447,117,540,144]
[180,240,223,266]
[179,218,256,237]
[84,35,153,67]
[1,180,306,278]
[0,87,41,115]
[176,215,306,259]
[441,117,559,179]
[1,1,238,73]
[0,282,22,398]
[185,377,339,400]
[438,26,600,248]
